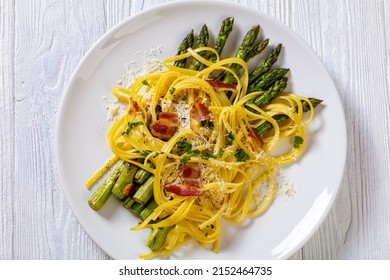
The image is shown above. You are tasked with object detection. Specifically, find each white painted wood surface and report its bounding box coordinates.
[1,0,389,260]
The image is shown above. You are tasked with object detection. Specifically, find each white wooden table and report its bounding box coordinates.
[1,0,389,260]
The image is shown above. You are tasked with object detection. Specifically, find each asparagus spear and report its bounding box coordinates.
[146,226,173,251]
[121,196,135,210]
[301,98,323,112]
[130,202,145,215]
[256,98,323,136]
[111,162,138,200]
[133,175,154,205]
[249,44,282,83]
[248,68,290,93]
[251,77,288,107]
[235,25,261,61]
[88,162,124,211]
[174,30,194,68]
[245,38,269,62]
[208,17,234,63]
[221,25,261,84]
[140,199,158,220]
[189,24,209,70]
[134,161,154,184]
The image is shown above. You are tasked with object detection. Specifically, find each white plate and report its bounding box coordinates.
[55,0,347,259]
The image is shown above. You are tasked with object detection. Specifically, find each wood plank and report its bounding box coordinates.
[302,0,390,259]
[12,0,110,259]
[0,0,16,260]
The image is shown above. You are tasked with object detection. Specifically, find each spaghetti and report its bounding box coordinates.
[91,46,316,258]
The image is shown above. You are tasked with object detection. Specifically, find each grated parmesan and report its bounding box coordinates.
[103,45,164,121]
[120,45,164,89]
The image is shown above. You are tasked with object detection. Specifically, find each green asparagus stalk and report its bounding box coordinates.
[245,38,269,62]
[301,98,323,112]
[133,175,154,205]
[208,17,234,63]
[174,30,194,68]
[140,199,158,220]
[249,44,282,83]
[256,98,323,136]
[134,161,154,184]
[248,68,289,93]
[221,25,261,84]
[88,162,124,211]
[111,162,138,200]
[251,77,288,107]
[130,202,145,215]
[121,196,135,209]
[235,25,261,61]
[146,226,173,251]
[189,24,209,70]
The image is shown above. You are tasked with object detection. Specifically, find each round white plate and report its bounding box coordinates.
[56,0,347,259]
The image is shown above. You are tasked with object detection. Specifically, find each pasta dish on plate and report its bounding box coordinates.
[85,18,322,259]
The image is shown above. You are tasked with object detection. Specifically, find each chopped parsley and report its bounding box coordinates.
[121,121,144,135]
[175,138,193,154]
[201,149,224,160]
[201,150,217,160]
[153,151,164,158]
[140,150,152,157]
[180,155,191,164]
[181,96,188,101]
[226,131,235,146]
[235,149,249,162]
[142,80,150,87]
[169,87,176,95]
[293,135,304,148]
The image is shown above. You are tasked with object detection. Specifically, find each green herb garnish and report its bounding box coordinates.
[202,150,217,160]
[142,80,150,87]
[293,135,304,148]
[153,151,165,158]
[226,131,235,146]
[180,155,191,164]
[201,149,224,160]
[122,121,144,135]
[175,138,193,154]
[169,87,176,95]
[235,149,249,162]
[140,150,152,157]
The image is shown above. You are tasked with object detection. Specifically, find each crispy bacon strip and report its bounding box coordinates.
[164,163,203,196]
[190,98,214,130]
[127,98,140,115]
[164,184,203,196]
[151,111,179,140]
[248,127,264,149]
[206,80,237,91]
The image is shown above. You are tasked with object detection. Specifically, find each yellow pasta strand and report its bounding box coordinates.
[88,46,318,259]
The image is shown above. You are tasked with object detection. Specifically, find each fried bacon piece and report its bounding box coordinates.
[206,80,237,91]
[164,163,203,196]
[248,127,264,150]
[190,98,214,130]
[151,112,179,140]
[127,98,140,115]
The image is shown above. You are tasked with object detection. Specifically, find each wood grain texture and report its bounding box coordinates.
[1,0,389,260]
[0,0,15,260]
